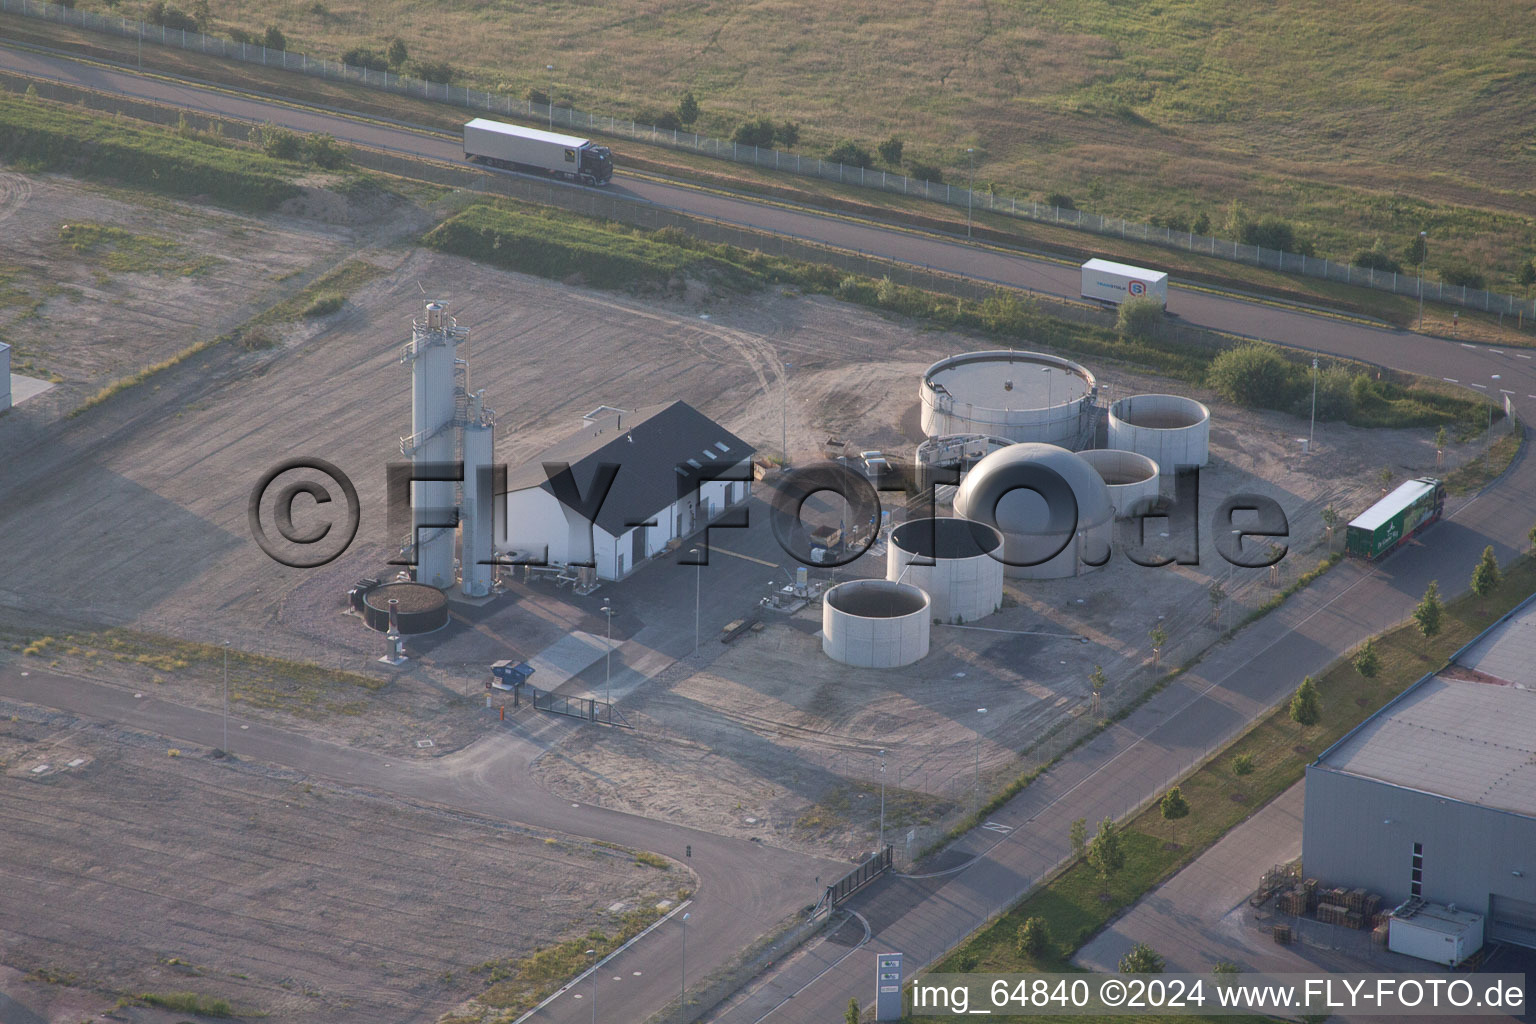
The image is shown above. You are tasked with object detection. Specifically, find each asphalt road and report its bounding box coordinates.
[3,39,1536,1024]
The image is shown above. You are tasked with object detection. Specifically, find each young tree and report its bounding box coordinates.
[1289,675,1321,727]
[262,25,286,51]
[1150,625,1168,666]
[1377,465,1394,494]
[1213,960,1240,975]
[677,90,699,126]
[1160,786,1190,822]
[1119,942,1165,973]
[1089,664,1106,714]
[1016,916,1051,958]
[190,0,210,29]
[1353,637,1380,678]
[1529,522,1536,554]
[1519,259,1536,294]
[1434,425,1448,449]
[845,996,861,1024]
[1208,580,1226,624]
[1471,545,1501,598]
[1320,504,1339,544]
[877,136,904,167]
[1414,580,1443,644]
[1069,816,1088,860]
[1088,818,1125,880]
[386,37,408,68]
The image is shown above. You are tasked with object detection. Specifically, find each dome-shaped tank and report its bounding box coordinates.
[1075,449,1161,520]
[822,580,931,668]
[953,443,1113,579]
[887,518,1004,624]
[920,350,1098,449]
[1108,394,1210,469]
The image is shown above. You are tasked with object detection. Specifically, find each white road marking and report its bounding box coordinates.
[1516,353,1532,359]
[1491,349,1505,354]
[982,821,1014,833]
[1470,382,1488,388]
[1442,377,1459,383]
[1462,343,1476,349]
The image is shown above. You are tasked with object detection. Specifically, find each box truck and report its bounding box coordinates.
[1081,259,1168,309]
[463,118,613,186]
[1345,477,1445,559]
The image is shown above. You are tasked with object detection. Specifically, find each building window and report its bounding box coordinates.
[1411,842,1424,898]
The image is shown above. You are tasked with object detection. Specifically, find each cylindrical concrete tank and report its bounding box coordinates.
[822,580,931,668]
[953,443,1113,579]
[1108,394,1210,469]
[920,351,1098,449]
[887,518,1004,624]
[1076,449,1161,520]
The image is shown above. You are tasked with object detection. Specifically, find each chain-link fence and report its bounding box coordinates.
[8,0,1535,319]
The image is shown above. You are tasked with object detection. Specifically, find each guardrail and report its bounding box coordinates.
[6,0,1534,321]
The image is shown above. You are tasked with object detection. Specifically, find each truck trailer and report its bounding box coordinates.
[1081,258,1169,309]
[463,118,613,186]
[1345,477,1445,559]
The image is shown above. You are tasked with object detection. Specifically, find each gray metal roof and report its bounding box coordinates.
[1349,479,1436,532]
[505,401,754,535]
[1318,675,1536,818]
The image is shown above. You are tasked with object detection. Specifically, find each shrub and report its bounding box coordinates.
[386,37,408,68]
[146,2,199,31]
[301,293,344,318]
[1352,242,1403,274]
[731,117,776,148]
[1239,214,1300,253]
[1046,192,1075,210]
[1353,638,1380,677]
[1116,296,1164,339]
[774,121,800,149]
[1471,545,1500,598]
[1231,753,1255,776]
[1289,676,1321,727]
[1206,343,1305,409]
[262,26,286,50]
[1439,260,1486,290]
[1016,916,1051,958]
[259,123,303,160]
[411,59,457,84]
[526,87,550,107]
[303,133,349,169]
[1304,364,1357,421]
[651,110,681,132]
[1159,786,1190,821]
[827,140,873,168]
[1119,943,1165,973]
[342,47,389,72]
[877,136,904,166]
[906,160,943,184]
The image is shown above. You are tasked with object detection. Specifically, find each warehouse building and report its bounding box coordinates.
[1302,601,1536,950]
[498,401,754,581]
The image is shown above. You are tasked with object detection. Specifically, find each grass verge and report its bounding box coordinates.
[128,991,235,1017]
[932,554,1536,989]
[0,87,299,211]
[1444,431,1523,495]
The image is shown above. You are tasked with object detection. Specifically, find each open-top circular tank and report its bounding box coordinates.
[921,350,1097,448]
[822,580,931,668]
[1075,449,1161,519]
[887,518,1004,624]
[362,582,449,634]
[1108,394,1210,469]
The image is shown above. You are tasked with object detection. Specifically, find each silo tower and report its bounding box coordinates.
[399,301,470,590]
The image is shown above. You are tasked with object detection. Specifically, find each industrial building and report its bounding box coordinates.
[1302,599,1536,950]
[499,402,755,581]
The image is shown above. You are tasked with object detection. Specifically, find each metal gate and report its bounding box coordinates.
[530,687,632,728]
[1489,894,1536,949]
[813,845,893,917]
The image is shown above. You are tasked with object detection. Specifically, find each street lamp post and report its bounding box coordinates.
[877,749,887,854]
[1490,375,1501,443]
[1309,358,1318,453]
[681,911,690,1007]
[546,64,556,128]
[780,362,793,466]
[974,708,988,814]
[1417,231,1428,331]
[966,148,975,238]
[690,547,701,654]
[601,599,613,706]
[222,640,230,754]
[586,948,597,1024]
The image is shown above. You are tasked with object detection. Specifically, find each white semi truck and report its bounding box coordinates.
[462,118,613,186]
[1081,258,1169,309]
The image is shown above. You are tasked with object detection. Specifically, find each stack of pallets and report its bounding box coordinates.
[1317,902,1351,926]
[1273,924,1293,945]
[1277,887,1310,916]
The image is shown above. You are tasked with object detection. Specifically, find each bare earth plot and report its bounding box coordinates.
[0,703,679,1024]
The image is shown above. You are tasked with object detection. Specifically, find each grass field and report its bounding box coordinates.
[73,0,1536,289]
[931,552,1536,993]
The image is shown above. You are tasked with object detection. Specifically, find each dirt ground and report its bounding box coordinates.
[0,701,680,1024]
[0,169,1496,864]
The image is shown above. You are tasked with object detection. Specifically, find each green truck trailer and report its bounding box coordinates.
[1345,477,1445,559]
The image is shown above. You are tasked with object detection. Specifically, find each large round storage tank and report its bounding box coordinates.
[887,518,1005,624]
[953,443,1113,579]
[822,580,931,668]
[921,351,1097,449]
[362,582,449,634]
[1075,449,1161,519]
[1108,394,1210,469]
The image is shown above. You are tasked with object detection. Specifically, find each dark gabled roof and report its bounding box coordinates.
[505,401,756,536]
